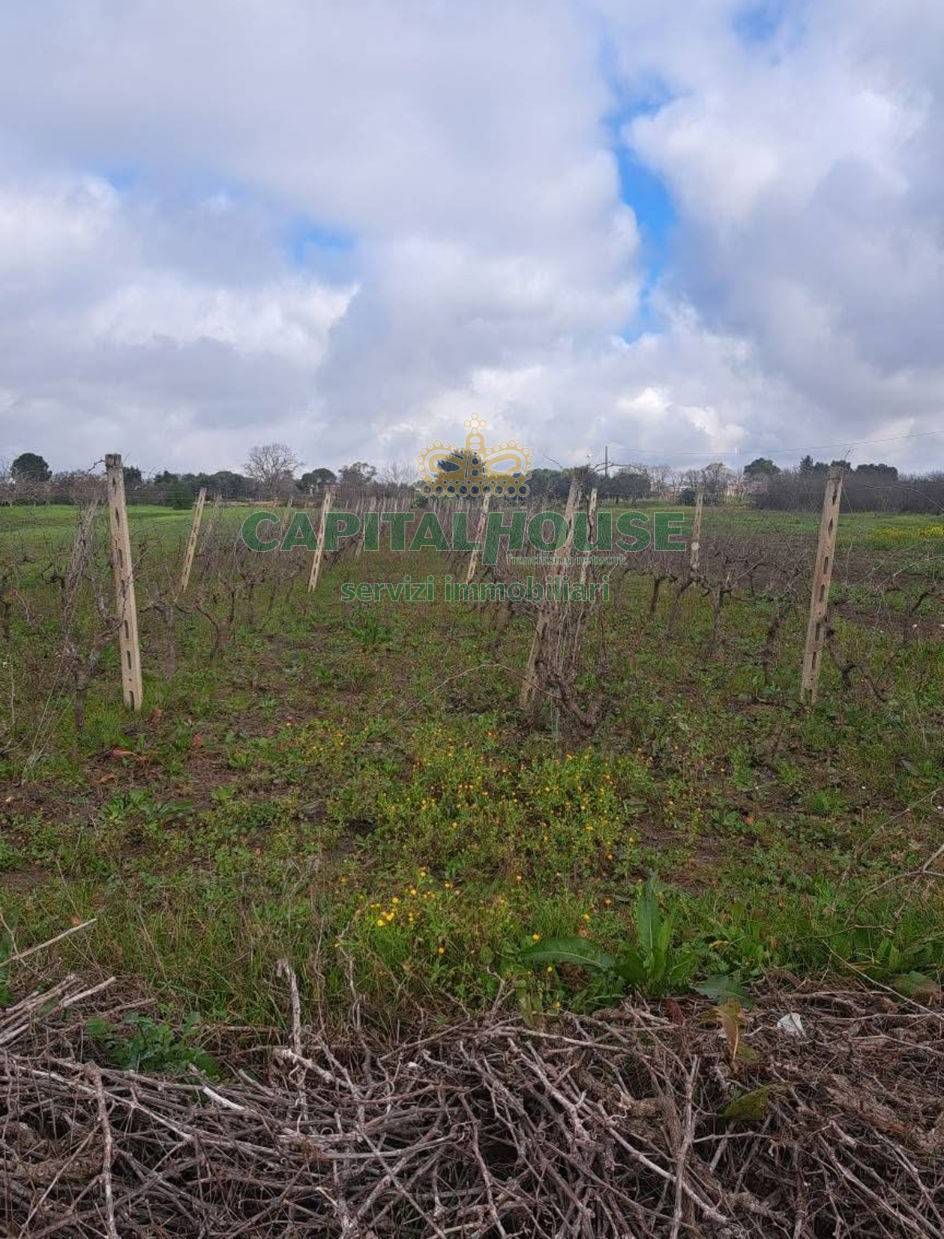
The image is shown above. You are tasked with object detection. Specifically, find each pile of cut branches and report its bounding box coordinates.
[2,971,942,1236]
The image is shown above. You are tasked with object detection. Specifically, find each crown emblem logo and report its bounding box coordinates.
[417,418,531,498]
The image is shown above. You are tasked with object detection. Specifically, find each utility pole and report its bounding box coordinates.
[603,445,609,479]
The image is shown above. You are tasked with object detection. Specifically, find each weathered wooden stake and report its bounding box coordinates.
[104,454,143,711]
[465,491,491,585]
[355,498,375,560]
[520,477,579,711]
[579,487,598,587]
[281,494,294,534]
[66,498,100,601]
[689,487,704,572]
[800,466,844,705]
[202,492,222,542]
[308,485,334,592]
[178,487,207,596]
[60,497,101,640]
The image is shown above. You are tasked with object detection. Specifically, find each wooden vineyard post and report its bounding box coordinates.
[61,497,101,642]
[800,466,844,705]
[465,491,491,585]
[689,486,704,572]
[281,494,294,537]
[308,485,334,592]
[178,487,207,596]
[566,485,599,670]
[65,498,100,601]
[355,499,375,559]
[579,487,597,587]
[520,477,579,711]
[105,454,143,711]
[203,492,222,540]
[354,498,365,559]
[353,498,363,558]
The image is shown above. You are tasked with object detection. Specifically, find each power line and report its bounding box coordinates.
[583,425,944,473]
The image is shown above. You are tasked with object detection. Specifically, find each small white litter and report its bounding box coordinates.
[776,1012,805,1037]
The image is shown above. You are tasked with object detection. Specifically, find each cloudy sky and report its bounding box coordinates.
[0,0,942,477]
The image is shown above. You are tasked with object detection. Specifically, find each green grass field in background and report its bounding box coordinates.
[0,501,942,1024]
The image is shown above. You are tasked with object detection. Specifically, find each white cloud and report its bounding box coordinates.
[608,0,944,460]
[0,0,941,475]
[87,277,354,365]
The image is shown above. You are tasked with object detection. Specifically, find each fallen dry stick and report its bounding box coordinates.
[1,976,943,1236]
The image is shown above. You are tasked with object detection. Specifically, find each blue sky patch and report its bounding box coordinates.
[94,163,140,193]
[602,97,678,340]
[285,217,355,266]
[734,0,788,44]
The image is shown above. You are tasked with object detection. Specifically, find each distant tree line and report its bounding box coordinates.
[0,447,406,507]
[1,445,941,514]
[750,457,944,513]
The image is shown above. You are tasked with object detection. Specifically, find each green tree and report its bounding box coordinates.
[527,468,570,500]
[338,461,377,486]
[701,461,733,504]
[11,452,51,482]
[854,462,898,480]
[608,468,651,504]
[201,470,252,500]
[167,480,195,509]
[744,457,780,477]
[298,467,337,491]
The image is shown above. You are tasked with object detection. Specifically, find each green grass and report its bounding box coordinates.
[1,502,942,1024]
[604,497,944,544]
[0,502,193,538]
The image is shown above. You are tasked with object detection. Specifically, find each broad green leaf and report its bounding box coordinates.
[635,875,662,957]
[654,918,672,974]
[721,1086,774,1121]
[614,945,647,986]
[693,975,749,1004]
[520,937,616,973]
[890,971,941,999]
